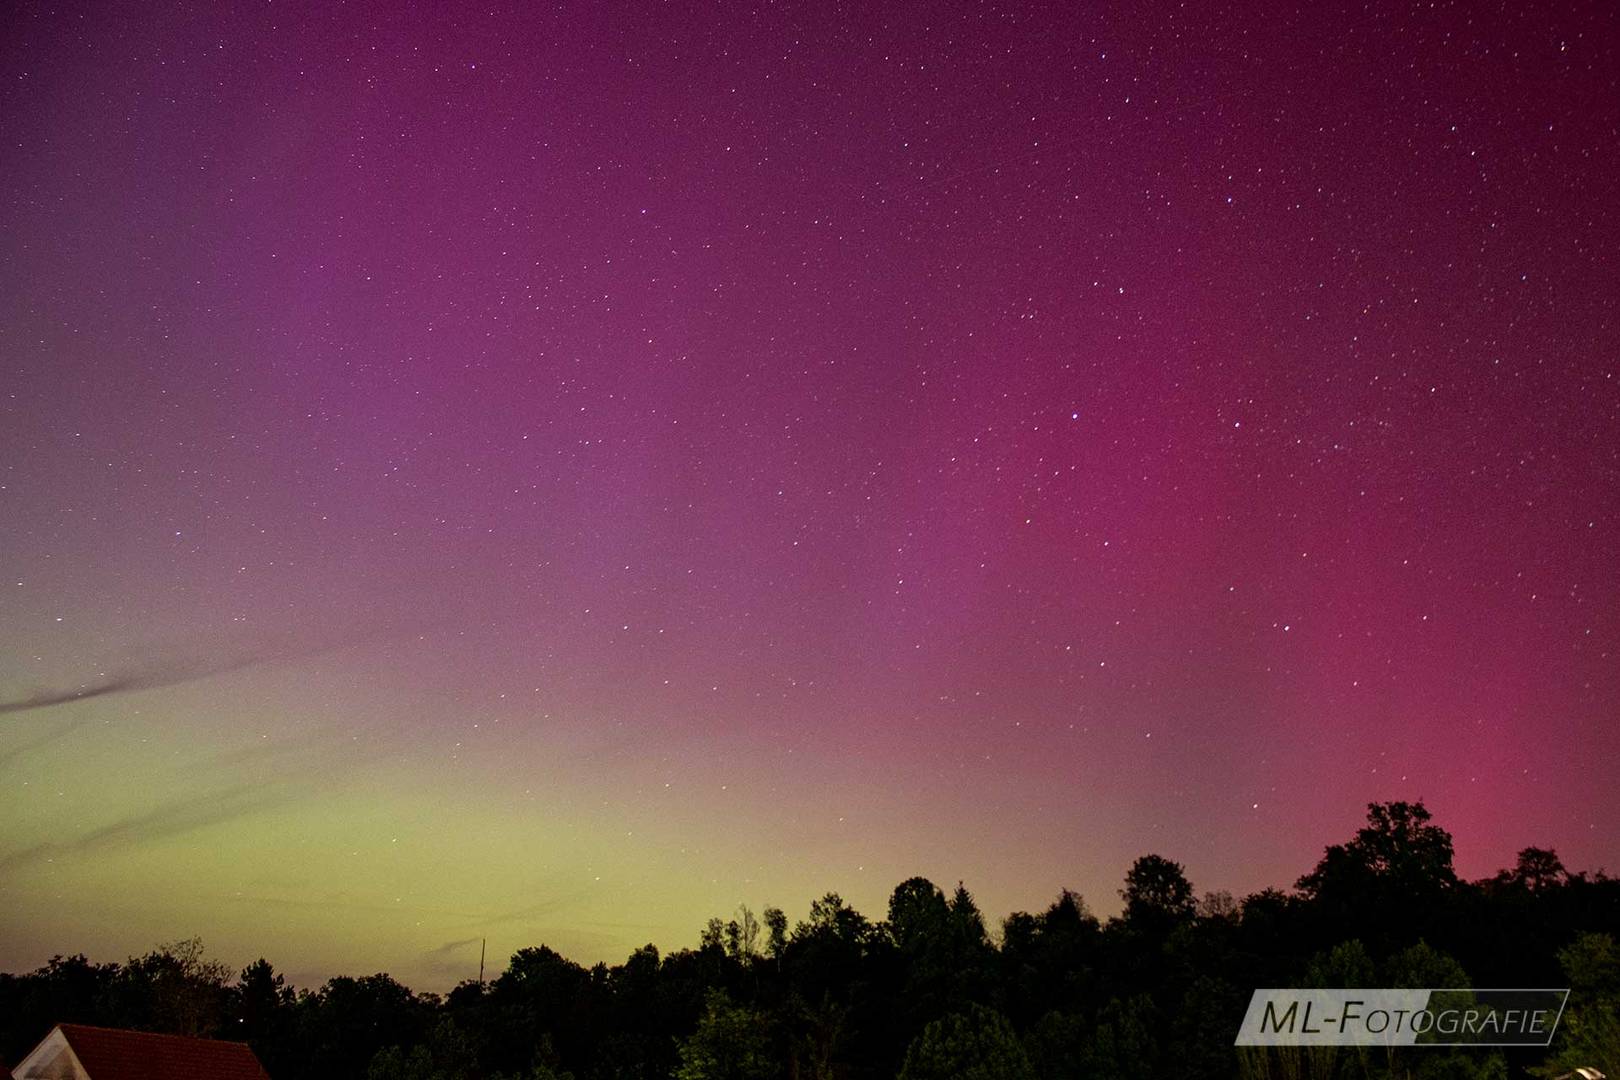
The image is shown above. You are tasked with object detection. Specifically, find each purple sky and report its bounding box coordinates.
[2,0,1616,989]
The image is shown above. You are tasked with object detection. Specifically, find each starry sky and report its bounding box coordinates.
[1,0,1616,991]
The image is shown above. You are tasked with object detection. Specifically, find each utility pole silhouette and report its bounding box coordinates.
[479,938,486,986]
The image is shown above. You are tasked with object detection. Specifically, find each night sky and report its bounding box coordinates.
[2,0,1616,991]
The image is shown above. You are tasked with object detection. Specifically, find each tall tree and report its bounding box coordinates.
[763,908,788,964]
[888,878,950,954]
[234,958,295,1075]
[1503,847,1569,892]
[120,938,233,1038]
[1297,801,1458,900]
[1121,855,1196,928]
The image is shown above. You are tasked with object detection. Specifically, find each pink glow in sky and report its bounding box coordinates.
[1,0,1616,989]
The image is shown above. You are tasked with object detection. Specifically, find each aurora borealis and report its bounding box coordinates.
[1,0,1616,991]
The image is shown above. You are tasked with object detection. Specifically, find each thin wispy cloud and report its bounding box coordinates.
[0,784,295,875]
[0,717,85,770]
[0,626,398,718]
[2,651,298,717]
[427,937,483,958]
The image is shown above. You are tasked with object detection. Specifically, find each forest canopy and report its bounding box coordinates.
[3,802,1616,1079]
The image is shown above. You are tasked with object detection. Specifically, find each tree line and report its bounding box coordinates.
[2,801,1616,1078]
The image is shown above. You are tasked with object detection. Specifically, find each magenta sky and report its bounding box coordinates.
[2,1,1616,990]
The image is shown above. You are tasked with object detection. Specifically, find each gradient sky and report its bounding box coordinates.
[2,0,1616,991]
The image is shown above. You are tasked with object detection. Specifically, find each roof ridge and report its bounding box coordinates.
[55,1022,256,1048]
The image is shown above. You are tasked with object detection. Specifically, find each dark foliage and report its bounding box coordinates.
[2,802,1616,1078]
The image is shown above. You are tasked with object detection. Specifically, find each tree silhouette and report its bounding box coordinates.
[1121,854,1195,929]
[888,878,950,954]
[1295,800,1460,952]
[1504,847,1570,893]
[1297,801,1458,900]
[2,799,1616,1079]
[119,938,233,1038]
[763,907,788,965]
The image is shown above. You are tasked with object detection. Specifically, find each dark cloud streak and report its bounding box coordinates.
[0,717,85,770]
[0,631,386,717]
[0,784,294,875]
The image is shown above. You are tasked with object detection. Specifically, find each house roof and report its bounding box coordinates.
[51,1024,269,1080]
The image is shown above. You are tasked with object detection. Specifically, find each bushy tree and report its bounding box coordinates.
[1499,847,1569,892]
[295,973,435,1080]
[1298,801,1457,901]
[1079,994,1159,1080]
[674,990,780,1080]
[118,937,233,1037]
[1121,854,1195,928]
[898,1004,1035,1080]
[888,878,950,953]
[1538,933,1620,1078]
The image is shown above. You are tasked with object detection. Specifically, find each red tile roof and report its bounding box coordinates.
[55,1024,270,1080]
